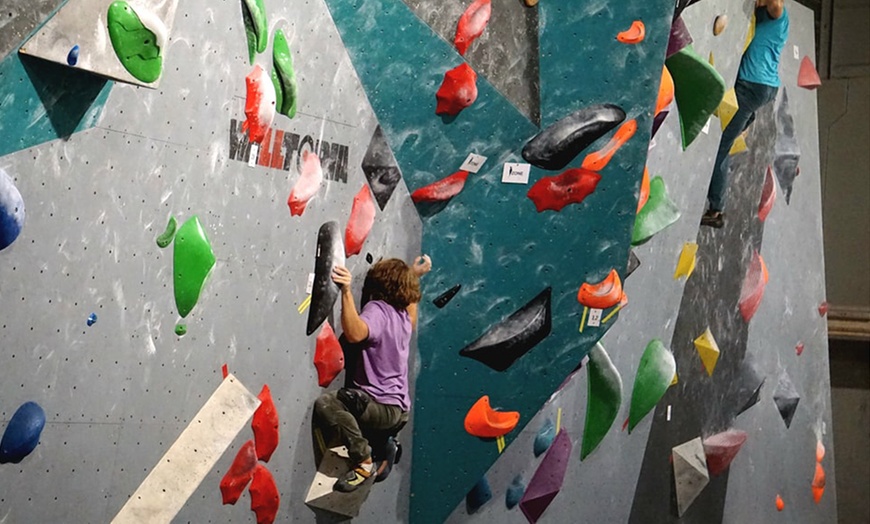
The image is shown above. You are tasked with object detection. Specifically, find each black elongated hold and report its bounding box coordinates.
[626,249,641,279]
[522,105,626,170]
[459,287,552,371]
[306,221,346,335]
[433,284,462,308]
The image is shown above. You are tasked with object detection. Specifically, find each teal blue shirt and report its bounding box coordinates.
[738,7,790,87]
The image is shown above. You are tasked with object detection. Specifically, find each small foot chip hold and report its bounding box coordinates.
[673,437,710,517]
[798,56,822,90]
[220,440,258,505]
[466,476,493,514]
[506,475,525,509]
[454,0,492,56]
[628,340,676,432]
[616,20,645,44]
[702,429,747,476]
[0,401,46,464]
[526,168,601,212]
[776,494,785,511]
[673,242,698,280]
[577,269,625,310]
[411,170,470,204]
[713,15,728,35]
[580,344,623,460]
[249,463,280,524]
[464,396,520,438]
[522,104,626,170]
[288,150,324,216]
[533,418,555,457]
[435,63,478,116]
[818,301,828,316]
[174,323,187,336]
[314,321,344,388]
[156,216,177,248]
[252,385,279,462]
[693,327,720,376]
[87,313,98,326]
[433,284,462,308]
[67,45,80,66]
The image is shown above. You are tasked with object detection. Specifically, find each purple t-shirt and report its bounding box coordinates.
[354,300,412,411]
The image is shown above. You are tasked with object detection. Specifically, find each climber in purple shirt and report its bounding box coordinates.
[313,254,431,492]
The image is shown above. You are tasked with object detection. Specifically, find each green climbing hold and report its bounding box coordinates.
[665,44,726,149]
[173,216,216,318]
[175,323,187,336]
[580,343,623,460]
[241,0,268,64]
[632,176,681,246]
[271,29,298,118]
[628,339,676,433]
[156,216,177,248]
[107,1,164,83]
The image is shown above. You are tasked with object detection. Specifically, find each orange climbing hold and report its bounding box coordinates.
[776,494,785,511]
[577,269,625,310]
[581,119,638,171]
[464,395,520,438]
[812,462,826,504]
[637,166,650,213]
[798,56,822,90]
[617,20,645,44]
[656,67,675,116]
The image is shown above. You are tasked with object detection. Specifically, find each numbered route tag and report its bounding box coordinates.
[587,308,603,327]
[306,272,315,294]
[248,143,259,167]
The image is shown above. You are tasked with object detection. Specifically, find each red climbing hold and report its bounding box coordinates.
[577,269,625,310]
[637,166,650,213]
[812,462,826,504]
[796,341,805,356]
[776,494,785,511]
[581,119,637,171]
[617,20,645,44]
[454,0,492,56]
[411,170,470,203]
[818,301,828,317]
[249,463,280,524]
[798,56,822,90]
[252,385,279,462]
[345,185,376,257]
[738,250,768,322]
[314,321,344,388]
[526,168,602,213]
[219,440,258,505]
[242,65,276,145]
[758,166,777,221]
[435,63,478,116]
[287,150,324,216]
[702,429,747,476]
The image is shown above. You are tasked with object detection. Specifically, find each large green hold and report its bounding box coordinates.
[666,44,726,149]
[271,29,298,118]
[242,0,268,64]
[107,1,163,83]
[628,339,676,433]
[632,176,681,246]
[580,343,623,460]
[173,216,216,318]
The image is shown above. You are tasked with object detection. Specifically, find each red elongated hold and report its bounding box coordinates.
[581,119,637,171]
[219,440,257,505]
[577,269,624,310]
[812,462,826,504]
[702,429,747,476]
[314,321,344,387]
[454,0,492,55]
[287,150,323,216]
[617,20,645,44]
[776,494,785,511]
[252,385,279,462]
[345,185,376,257]
[637,166,650,213]
[758,166,777,221]
[738,250,768,322]
[242,65,276,145]
[249,463,280,524]
[436,63,478,116]
[411,170,470,203]
[798,56,821,90]
[526,168,602,213]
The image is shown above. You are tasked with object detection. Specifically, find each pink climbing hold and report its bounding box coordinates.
[702,429,748,476]
[287,150,324,216]
[818,301,828,316]
[454,0,492,56]
[411,170,470,203]
[314,321,344,388]
[758,166,777,221]
[252,385,279,462]
[435,63,478,116]
[249,463,280,524]
[738,250,768,322]
[219,439,258,505]
[798,56,821,90]
[242,65,276,145]
[796,341,805,356]
[345,185,376,257]
[526,168,602,213]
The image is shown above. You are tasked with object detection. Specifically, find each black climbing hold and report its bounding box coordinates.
[365,252,374,264]
[773,89,801,204]
[433,284,461,308]
[773,371,800,429]
[306,221,346,335]
[626,250,641,279]
[522,104,626,171]
[362,126,403,211]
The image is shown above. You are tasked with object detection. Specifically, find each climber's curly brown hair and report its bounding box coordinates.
[361,258,421,310]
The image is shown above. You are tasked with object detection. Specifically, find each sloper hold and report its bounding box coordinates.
[656,67,675,115]
[519,429,572,523]
[506,475,525,509]
[632,176,681,245]
[459,287,552,372]
[243,65,276,145]
[628,339,676,432]
[433,284,462,308]
[314,321,344,387]
[773,370,800,429]
[522,104,626,170]
[454,0,492,56]
[411,170,470,204]
[252,385,279,462]
[626,250,641,279]
[666,44,726,149]
[577,269,624,310]
[361,126,402,210]
[271,29,298,118]
[0,401,45,464]
[526,168,601,212]
[107,1,165,83]
[673,437,710,517]
[288,150,324,216]
[693,327,720,376]
[702,429,747,476]
[616,20,645,44]
[306,221,345,335]
[220,440,258,505]
[738,250,769,322]
[533,418,555,457]
[241,0,268,64]
[581,344,623,460]
[773,89,801,204]
[435,63,478,116]
[0,168,25,252]
[345,185,376,257]
[667,16,693,58]
[798,56,821,90]
[466,476,493,514]
[581,119,638,171]
[758,166,777,221]
[673,242,698,280]
[249,463,280,524]
[464,396,520,438]
[173,216,216,318]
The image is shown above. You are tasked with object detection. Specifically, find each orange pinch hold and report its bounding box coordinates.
[637,166,650,213]
[617,20,645,44]
[577,269,624,310]
[464,395,520,438]
[656,67,675,116]
[812,462,826,504]
[776,494,785,511]
[581,119,638,171]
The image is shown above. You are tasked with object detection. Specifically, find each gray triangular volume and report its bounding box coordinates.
[0,0,66,62]
[672,437,710,517]
[361,126,403,211]
[773,370,800,429]
[626,249,641,279]
[773,88,800,205]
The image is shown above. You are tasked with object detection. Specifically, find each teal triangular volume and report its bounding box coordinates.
[322,1,676,522]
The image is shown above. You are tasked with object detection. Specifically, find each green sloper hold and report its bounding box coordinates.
[242,0,268,64]
[628,339,676,433]
[107,1,163,83]
[173,216,216,318]
[156,216,177,248]
[631,176,681,246]
[271,29,298,118]
[665,44,726,149]
[580,343,623,460]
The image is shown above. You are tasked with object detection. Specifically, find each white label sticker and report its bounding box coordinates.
[701,118,711,135]
[460,153,487,173]
[587,308,603,327]
[501,163,531,184]
[793,45,800,60]
[667,405,672,421]
[248,143,259,167]
[306,272,315,294]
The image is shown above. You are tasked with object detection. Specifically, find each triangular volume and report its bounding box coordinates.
[19,0,180,87]
[772,88,801,204]
[666,44,726,149]
[773,371,800,429]
[361,126,403,211]
[797,56,821,90]
[519,429,572,523]
[0,0,66,62]
[672,437,710,517]
[703,429,747,476]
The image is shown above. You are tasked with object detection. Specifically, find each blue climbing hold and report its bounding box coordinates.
[506,475,526,509]
[0,402,46,464]
[67,45,80,66]
[466,476,492,514]
[533,418,555,457]
[87,313,98,326]
[0,168,25,252]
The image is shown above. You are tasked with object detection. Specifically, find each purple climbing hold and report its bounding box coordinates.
[651,110,669,139]
[519,429,572,523]
[0,402,46,464]
[667,16,693,58]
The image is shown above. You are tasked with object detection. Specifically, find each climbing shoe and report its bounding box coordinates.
[334,463,374,493]
[700,210,724,229]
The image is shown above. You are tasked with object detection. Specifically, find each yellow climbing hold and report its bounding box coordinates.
[708,51,714,67]
[674,242,698,280]
[671,372,679,386]
[743,11,756,53]
[717,88,739,130]
[694,328,720,376]
[729,134,748,155]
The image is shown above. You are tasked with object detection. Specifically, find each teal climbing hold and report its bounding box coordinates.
[580,344,623,460]
[666,44,726,149]
[533,418,555,457]
[632,176,681,246]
